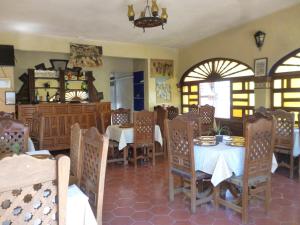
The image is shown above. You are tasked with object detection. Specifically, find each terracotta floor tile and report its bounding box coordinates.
[103,160,300,225]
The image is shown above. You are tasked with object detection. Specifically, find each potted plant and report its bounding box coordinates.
[212,123,231,143]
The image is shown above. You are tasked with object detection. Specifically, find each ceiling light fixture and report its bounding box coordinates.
[128,0,168,32]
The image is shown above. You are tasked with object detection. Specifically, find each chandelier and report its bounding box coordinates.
[127,0,168,32]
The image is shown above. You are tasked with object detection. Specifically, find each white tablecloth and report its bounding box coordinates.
[67,185,97,225]
[106,125,163,150]
[293,128,300,157]
[194,142,278,186]
[28,138,35,152]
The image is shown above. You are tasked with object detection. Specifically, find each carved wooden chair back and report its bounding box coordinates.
[177,113,201,138]
[133,111,155,145]
[167,106,179,120]
[154,105,168,136]
[272,109,294,150]
[166,117,195,177]
[199,104,215,134]
[79,127,109,224]
[0,154,70,225]
[111,108,130,125]
[31,112,45,149]
[0,111,14,119]
[189,104,199,113]
[99,111,111,134]
[244,113,276,182]
[70,123,86,182]
[0,119,29,155]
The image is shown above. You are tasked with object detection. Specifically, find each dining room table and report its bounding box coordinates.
[194,137,278,187]
[105,124,163,150]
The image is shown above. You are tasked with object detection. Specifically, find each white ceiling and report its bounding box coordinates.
[0,0,298,48]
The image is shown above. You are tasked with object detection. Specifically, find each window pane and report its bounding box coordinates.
[233,109,243,117]
[182,86,188,93]
[183,107,189,113]
[273,79,281,89]
[189,101,198,105]
[291,78,300,88]
[232,94,248,99]
[249,110,253,115]
[249,93,255,106]
[232,82,243,91]
[189,95,198,99]
[232,101,248,106]
[191,85,198,92]
[284,102,300,107]
[200,81,230,119]
[273,93,282,107]
[249,81,254,90]
[245,82,249,90]
[182,95,188,104]
[292,111,299,122]
[283,92,300,99]
[284,79,287,88]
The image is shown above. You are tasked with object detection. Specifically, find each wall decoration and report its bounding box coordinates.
[69,43,103,67]
[5,91,15,105]
[156,78,171,103]
[0,78,11,88]
[150,59,173,78]
[254,58,268,77]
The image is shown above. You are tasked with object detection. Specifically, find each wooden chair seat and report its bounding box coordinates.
[228,175,269,187]
[171,168,211,180]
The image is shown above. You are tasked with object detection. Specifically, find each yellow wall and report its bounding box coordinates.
[0,32,179,110]
[178,4,300,108]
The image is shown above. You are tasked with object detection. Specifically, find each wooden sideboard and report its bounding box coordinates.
[17,102,111,151]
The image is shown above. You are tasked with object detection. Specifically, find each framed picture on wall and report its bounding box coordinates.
[5,91,16,105]
[150,59,174,78]
[254,58,268,77]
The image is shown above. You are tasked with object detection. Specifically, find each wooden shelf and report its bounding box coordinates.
[35,87,59,89]
[34,77,59,80]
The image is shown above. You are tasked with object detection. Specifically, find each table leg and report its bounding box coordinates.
[213,185,220,209]
[123,147,128,165]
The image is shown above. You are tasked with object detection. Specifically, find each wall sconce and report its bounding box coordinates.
[254,30,266,50]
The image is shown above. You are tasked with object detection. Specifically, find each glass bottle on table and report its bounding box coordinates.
[46,91,50,102]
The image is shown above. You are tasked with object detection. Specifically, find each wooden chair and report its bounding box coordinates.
[30,112,44,150]
[166,117,212,213]
[177,113,201,138]
[79,127,109,225]
[199,104,215,135]
[167,106,179,120]
[272,109,296,179]
[0,119,29,155]
[189,104,199,113]
[99,111,111,134]
[0,111,14,119]
[0,154,70,225]
[215,113,276,223]
[154,105,168,158]
[70,123,86,184]
[111,108,130,125]
[131,111,155,168]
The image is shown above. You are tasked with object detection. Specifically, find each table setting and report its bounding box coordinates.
[193,135,278,186]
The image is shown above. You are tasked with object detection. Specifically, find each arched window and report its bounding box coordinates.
[180,58,255,119]
[270,48,300,121]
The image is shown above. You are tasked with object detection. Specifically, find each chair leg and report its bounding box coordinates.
[152,145,156,166]
[299,156,300,178]
[133,146,137,168]
[241,187,249,224]
[265,180,271,213]
[191,179,197,213]
[169,172,174,201]
[290,154,294,179]
[214,185,220,209]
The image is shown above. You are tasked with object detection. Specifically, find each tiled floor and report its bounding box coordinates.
[103,159,300,225]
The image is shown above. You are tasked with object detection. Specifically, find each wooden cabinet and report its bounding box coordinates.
[17,102,111,151]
